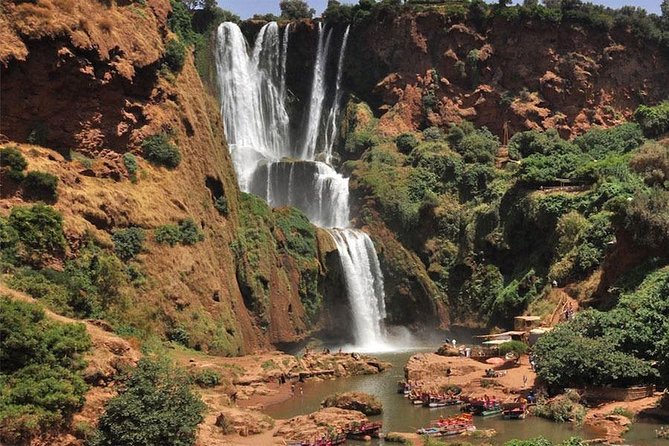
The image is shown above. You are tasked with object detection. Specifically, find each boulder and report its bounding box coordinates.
[275,408,367,442]
[321,392,383,416]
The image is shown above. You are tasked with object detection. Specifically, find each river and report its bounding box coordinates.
[265,346,665,445]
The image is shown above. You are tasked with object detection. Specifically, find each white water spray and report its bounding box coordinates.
[323,25,350,163]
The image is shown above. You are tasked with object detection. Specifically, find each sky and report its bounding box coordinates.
[218,0,662,19]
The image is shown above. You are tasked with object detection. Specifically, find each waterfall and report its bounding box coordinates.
[300,22,333,160]
[330,229,389,350]
[215,21,391,350]
[323,25,350,164]
[215,22,290,190]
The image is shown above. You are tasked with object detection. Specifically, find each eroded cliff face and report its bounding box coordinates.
[0,0,340,355]
[343,11,669,138]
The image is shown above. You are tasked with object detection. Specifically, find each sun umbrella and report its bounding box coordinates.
[486,357,505,365]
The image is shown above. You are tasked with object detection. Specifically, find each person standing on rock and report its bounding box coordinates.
[452,339,457,348]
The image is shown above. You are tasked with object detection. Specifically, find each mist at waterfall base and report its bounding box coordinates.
[215,21,411,352]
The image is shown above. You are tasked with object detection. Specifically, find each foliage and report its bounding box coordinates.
[280,0,315,19]
[155,219,204,246]
[629,142,669,187]
[164,38,186,73]
[214,196,229,216]
[0,146,27,181]
[123,153,138,181]
[8,205,66,265]
[91,358,205,446]
[532,394,586,424]
[499,340,528,356]
[504,438,585,446]
[189,368,221,388]
[0,298,91,443]
[634,102,669,137]
[141,134,181,168]
[423,126,445,141]
[112,227,146,261]
[395,133,419,154]
[573,123,645,158]
[22,171,58,201]
[620,189,669,251]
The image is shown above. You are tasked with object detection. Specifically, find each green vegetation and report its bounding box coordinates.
[22,171,58,201]
[499,340,528,356]
[280,0,315,19]
[141,134,181,168]
[0,146,27,181]
[164,38,186,73]
[531,392,586,424]
[634,101,669,137]
[189,368,221,388]
[112,227,146,261]
[0,298,91,444]
[155,219,204,246]
[5,204,66,266]
[91,358,204,446]
[122,153,138,181]
[503,438,586,446]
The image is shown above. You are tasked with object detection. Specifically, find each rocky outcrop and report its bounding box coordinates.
[275,407,367,443]
[321,392,383,416]
[215,408,275,436]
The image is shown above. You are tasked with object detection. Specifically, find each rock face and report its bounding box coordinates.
[321,392,383,416]
[0,0,342,354]
[215,408,275,436]
[275,408,367,443]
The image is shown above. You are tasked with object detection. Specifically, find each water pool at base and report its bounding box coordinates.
[265,349,611,445]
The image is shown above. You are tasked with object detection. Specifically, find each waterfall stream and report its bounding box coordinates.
[216,21,390,351]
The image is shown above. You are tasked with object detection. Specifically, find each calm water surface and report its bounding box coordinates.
[264,348,659,445]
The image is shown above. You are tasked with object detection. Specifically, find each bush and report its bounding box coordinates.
[629,141,668,187]
[499,340,529,356]
[190,368,221,388]
[574,123,645,158]
[634,102,669,137]
[8,204,66,264]
[457,128,499,164]
[395,133,419,154]
[22,171,58,201]
[91,358,205,446]
[422,126,444,141]
[164,38,186,73]
[178,219,204,245]
[155,224,181,246]
[123,153,138,180]
[532,394,586,424]
[214,196,228,215]
[141,134,181,168]
[112,227,146,260]
[0,298,91,443]
[0,146,27,181]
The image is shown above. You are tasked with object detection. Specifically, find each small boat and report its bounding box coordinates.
[418,413,476,437]
[412,399,424,405]
[427,397,461,408]
[462,400,503,417]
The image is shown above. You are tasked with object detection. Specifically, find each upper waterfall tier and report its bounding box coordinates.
[215,22,291,190]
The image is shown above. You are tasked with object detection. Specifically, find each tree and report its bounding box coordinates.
[662,0,669,20]
[280,0,315,20]
[92,358,205,446]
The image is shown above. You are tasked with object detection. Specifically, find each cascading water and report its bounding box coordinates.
[216,21,391,351]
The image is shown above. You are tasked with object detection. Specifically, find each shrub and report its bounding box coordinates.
[457,128,499,164]
[532,394,586,424]
[8,204,66,264]
[112,227,146,260]
[422,126,444,141]
[574,123,645,158]
[141,134,181,168]
[629,141,668,187]
[634,102,669,137]
[0,146,27,181]
[395,133,419,154]
[164,38,186,73]
[499,340,529,356]
[155,224,181,246]
[0,298,90,443]
[214,196,228,215]
[91,358,205,446]
[123,153,138,180]
[22,171,58,201]
[178,219,204,245]
[190,368,221,388]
